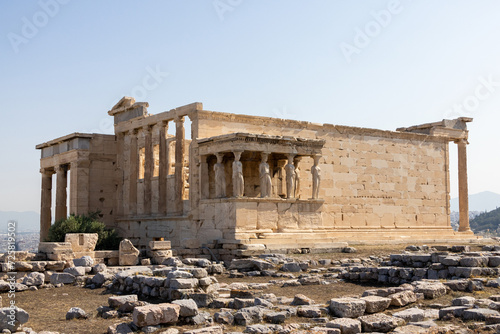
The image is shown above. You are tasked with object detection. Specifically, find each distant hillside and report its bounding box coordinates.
[0,211,40,232]
[470,207,500,233]
[451,191,500,212]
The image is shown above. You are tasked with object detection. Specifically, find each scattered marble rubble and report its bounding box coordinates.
[5,244,500,333]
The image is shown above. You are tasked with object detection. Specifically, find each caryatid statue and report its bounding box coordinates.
[259,152,272,198]
[285,154,295,199]
[232,151,244,197]
[311,155,321,199]
[214,153,226,198]
[294,157,301,199]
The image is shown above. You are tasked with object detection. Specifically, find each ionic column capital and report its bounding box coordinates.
[454,138,469,145]
[40,168,54,175]
[55,165,68,173]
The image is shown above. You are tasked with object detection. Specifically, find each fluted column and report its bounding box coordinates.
[40,168,53,241]
[457,139,471,232]
[158,121,168,215]
[175,116,185,214]
[55,165,68,222]
[143,125,153,215]
[129,129,138,215]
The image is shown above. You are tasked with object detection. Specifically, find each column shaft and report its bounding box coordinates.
[143,126,153,215]
[55,165,68,222]
[129,130,138,215]
[175,117,185,214]
[40,169,53,241]
[457,139,470,232]
[158,122,168,215]
[201,156,210,199]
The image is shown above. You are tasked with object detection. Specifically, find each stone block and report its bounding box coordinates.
[170,278,198,290]
[413,281,447,299]
[462,308,499,321]
[393,307,425,323]
[50,273,75,285]
[63,267,86,276]
[438,306,469,319]
[297,306,322,318]
[172,299,199,317]
[119,239,140,266]
[360,296,391,313]
[329,298,366,318]
[65,233,98,252]
[326,317,362,334]
[132,303,180,327]
[108,295,138,309]
[149,240,172,250]
[38,242,73,254]
[183,326,223,334]
[489,256,500,267]
[389,290,417,307]
[73,256,94,267]
[22,272,45,286]
[460,256,489,267]
[359,313,400,333]
[0,307,29,332]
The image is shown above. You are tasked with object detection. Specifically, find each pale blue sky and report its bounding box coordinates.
[1,0,499,213]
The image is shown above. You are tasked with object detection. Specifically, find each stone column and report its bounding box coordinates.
[175,116,185,214]
[55,165,68,222]
[40,168,53,241]
[200,155,210,199]
[129,129,138,215]
[158,121,168,215]
[143,125,153,215]
[457,139,471,232]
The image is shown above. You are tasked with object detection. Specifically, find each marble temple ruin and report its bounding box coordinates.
[36,97,478,256]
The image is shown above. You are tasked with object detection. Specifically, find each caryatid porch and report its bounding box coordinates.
[197,133,325,200]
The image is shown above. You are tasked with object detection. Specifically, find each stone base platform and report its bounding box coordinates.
[236,228,481,248]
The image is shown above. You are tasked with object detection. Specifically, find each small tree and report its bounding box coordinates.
[46,212,121,250]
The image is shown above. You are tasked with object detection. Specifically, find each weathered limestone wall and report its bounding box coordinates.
[193,111,450,231]
[88,135,117,225]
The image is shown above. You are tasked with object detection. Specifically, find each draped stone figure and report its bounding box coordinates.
[312,155,321,199]
[232,151,244,197]
[285,154,295,199]
[214,153,226,198]
[259,152,272,198]
[294,158,301,199]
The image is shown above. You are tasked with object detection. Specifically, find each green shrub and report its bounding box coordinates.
[46,212,122,250]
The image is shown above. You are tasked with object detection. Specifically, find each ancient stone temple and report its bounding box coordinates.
[36,97,477,256]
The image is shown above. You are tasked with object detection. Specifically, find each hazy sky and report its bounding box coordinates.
[1,0,499,213]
